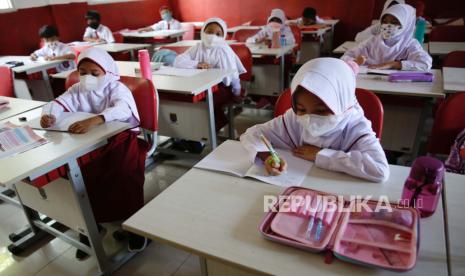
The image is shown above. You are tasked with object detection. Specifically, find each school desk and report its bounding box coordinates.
[429,42,465,55]
[442,67,465,92]
[357,69,444,155]
[52,63,233,149]
[123,140,465,276]
[0,108,134,274]
[183,21,204,29]
[161,40,237,47]
[227,25,261,34]
[120,29,186,42]
[93,43,151,60]
[0,96,45,121]
[333,41,429,55]
[0,56,65,98]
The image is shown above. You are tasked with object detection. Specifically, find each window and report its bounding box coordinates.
[0,0,13,10]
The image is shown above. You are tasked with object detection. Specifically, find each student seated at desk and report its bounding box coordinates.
[174,17,246,131]
[30,25,76,72]
[83,10,115,43]
[40,48,148,258]
[355,0,404,42]
[342,4,432,71]
[246,9,296,46]
[240,58,390,182]
[138,5,181,32]
[297,7,325,26]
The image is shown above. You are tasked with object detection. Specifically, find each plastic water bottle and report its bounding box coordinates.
[414,17,426,44]
[280,34,286,47]
[138,49,152,80]
[400,156,444,218]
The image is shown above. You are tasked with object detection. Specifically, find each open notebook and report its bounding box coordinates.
[195,140,313,187]
[27,112,96,132]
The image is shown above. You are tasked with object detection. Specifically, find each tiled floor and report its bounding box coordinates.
[0,107,269,276]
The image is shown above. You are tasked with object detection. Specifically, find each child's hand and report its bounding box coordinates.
[40,115,56,128]
[30,54,37,61]
[368,61,402,70]
[68,116,104,134]
[44,56,54,61]
[264,156,288,176]
[197,62,211,69]
[292,145,321,161]
[355,55,366,66]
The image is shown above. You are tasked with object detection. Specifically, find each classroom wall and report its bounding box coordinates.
[372,0,465,19]
[170,0,376,46]
[0,0,169,55]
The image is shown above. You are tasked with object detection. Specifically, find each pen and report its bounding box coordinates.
[306,198,320,240]
[260,134,280,166]
[315,201,326,241]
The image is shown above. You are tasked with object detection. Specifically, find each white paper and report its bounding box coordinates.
[27,112,96,132]
[153,67,204,77]
[359,66,401,75]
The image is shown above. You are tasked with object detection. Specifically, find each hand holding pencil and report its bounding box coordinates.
[260,134,288,176]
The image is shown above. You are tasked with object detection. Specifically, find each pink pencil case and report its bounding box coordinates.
[259,187,420,272]
[388,72,434,83]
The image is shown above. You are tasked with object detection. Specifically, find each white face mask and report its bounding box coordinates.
[79,74,105,91]
[297,113,345,137]
[201,33,223,48]
[380,23,402,40]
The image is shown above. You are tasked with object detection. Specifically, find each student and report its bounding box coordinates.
[342,4,432,71]
[355,0,405,42]
[31,25,76,72]
[138,5,181,32]
[174,17,246,131]
[40,48,148,258]
[246,9,296,46]
[240,58,390,183]
[83,10,115,43]
[298,7,325,26]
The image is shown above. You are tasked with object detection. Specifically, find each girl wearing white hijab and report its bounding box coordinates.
[245,8,296,46]
[343,4,432,71]
[40,47,149,257]
[240,58,389,183]
[174,17,246,130]
[355,0,405,42]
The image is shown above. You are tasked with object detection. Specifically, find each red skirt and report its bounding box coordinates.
[31,130,149,223]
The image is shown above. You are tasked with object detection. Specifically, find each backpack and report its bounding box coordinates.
[151,49,177,66]
[445,129,465,174]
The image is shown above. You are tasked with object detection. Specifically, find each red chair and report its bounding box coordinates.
[427,92,465,155]
[289,25,302,54]
[273,88,384,138]
[181,23,195,40]
[430,26,465,42]
[65,71,159,155]
[230,44,253,83]
[443,51,465,67]
[233,29,260,42]
[0,66,14,97]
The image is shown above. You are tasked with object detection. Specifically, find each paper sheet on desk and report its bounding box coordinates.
[153,67,204,77]
[358,66,401,75]
[0,122,48,159]
[27,112,96,132]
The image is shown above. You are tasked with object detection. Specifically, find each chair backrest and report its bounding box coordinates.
[355,88,384,139]
[159,45,190,55]
[427,91,465,155]
[112,31,125,43]
[233,29,260,42]
[443,51,465,67]
[65,71,158,132]
[289,25,302,52]
[273,88,384,138]
[181,23,195,40]
[230,43,253,82]
[430,26,465,42]
[0,66,14,97]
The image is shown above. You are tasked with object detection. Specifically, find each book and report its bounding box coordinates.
[27,112,96,132]
[0,122,48,159]
[195,140,314,187]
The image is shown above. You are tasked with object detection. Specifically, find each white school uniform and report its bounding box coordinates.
[83,24,115,43]
[43,48,139,128]
[240,58,390,182]
[245,9,296,45]
[151,19,182,31]
[342,4,432,71]
[296,15,325,25]
[355,0,405,42]
[33,42,76,72]
[174,18,246,95]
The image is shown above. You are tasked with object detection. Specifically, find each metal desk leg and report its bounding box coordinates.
[280,54,285,92]
[199,256,208,276]
[206,87,217,149]
[130,50,136,61]
[41,69,55,99]
[411,98,432,158]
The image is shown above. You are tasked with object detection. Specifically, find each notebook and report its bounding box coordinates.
[0,122,48,159]
[358,66,402,75]
[195,140,313,187]
[27,112,96,132]
[153,67,204,77]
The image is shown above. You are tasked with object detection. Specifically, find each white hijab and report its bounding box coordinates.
[382,0,405,14]
[290,58,363,137]
[267,8,286,24]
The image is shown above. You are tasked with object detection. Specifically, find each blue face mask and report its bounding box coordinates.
[162,12,172,21]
